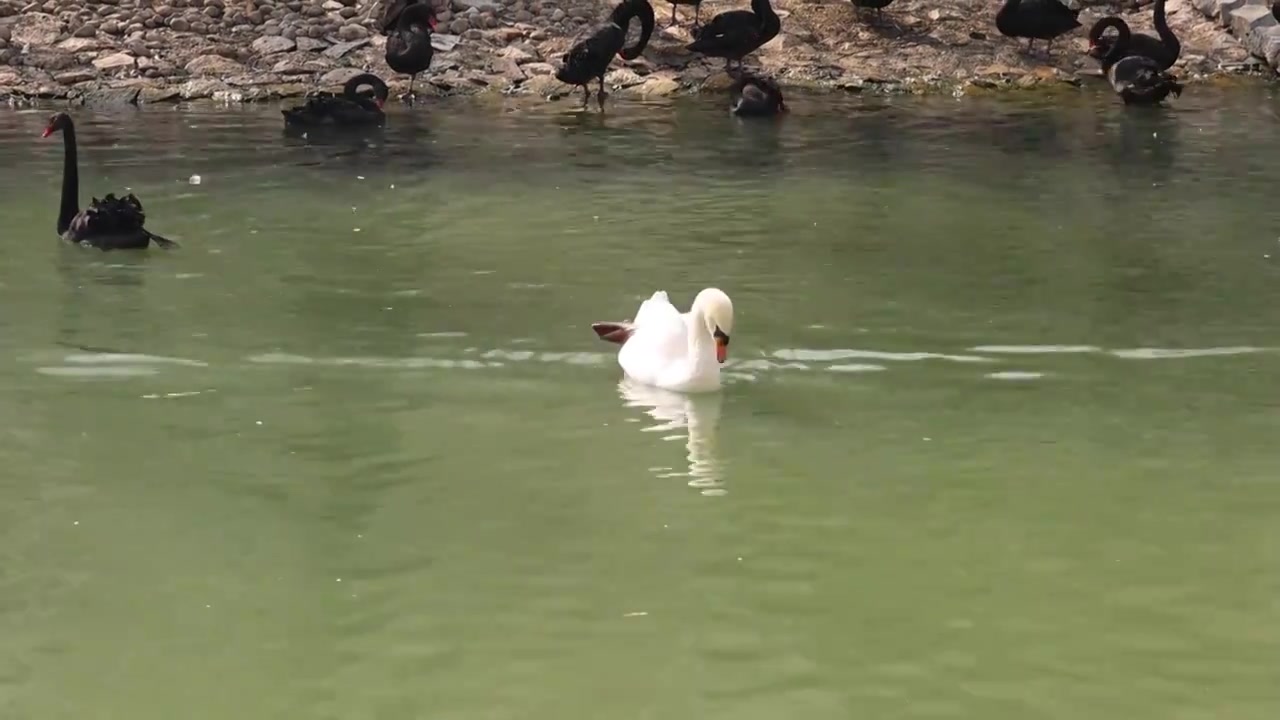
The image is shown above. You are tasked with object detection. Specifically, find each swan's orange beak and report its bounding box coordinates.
[714,329,729,364]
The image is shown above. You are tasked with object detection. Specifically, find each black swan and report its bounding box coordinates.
[383,1,437,102]
[281,74,390,127]
[41,112,176,251]
[556,0,656,111]
[852,0,897,21]
[995,0,1081,54]
[663,0,703,29]
[1087,0,1180,70]
[1096,23,1182,105]
[730,74,786,116]
[686,0,781,71]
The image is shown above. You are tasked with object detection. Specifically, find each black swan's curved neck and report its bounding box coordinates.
[343,74,390,104]
[996,0,1021,27]
[56,122,79,236]
[396,2,435,33]
[752,0,777,20]
[1153,0,1180,60]
[619,0,656,60]
[1088,16,1127,44]
[1099,20,1132,68]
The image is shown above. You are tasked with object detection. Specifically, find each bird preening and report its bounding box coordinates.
[556,0,656,111]
[380,0,438,104]
[42,112,177,251]
[282,73,391,128]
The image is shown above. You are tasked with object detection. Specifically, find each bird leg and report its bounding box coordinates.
[666,3,677,28]
[596,75,608,112]
[580,84,590,110]
[693,5,701,31]
[1025,38,1035,54]
[1044,39,1055,57]
[405,73,417,105]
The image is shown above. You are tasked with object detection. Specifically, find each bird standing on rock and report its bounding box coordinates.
[851,0,897,23]
[663,0,705,30]
[686,0,781,72]
[379,0,438,103]
[556,0,656,111]
[995,0,1081,55]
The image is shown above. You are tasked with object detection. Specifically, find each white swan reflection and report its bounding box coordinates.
[616,378,725,495]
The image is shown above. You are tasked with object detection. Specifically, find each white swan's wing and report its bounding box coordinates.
[633,291,681,329]
[618,292,689,386]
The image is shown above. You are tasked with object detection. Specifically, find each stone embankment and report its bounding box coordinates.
[1189,0,1280,73]
[0,0,1272,105]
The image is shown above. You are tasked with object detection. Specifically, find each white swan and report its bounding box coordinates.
[592,288,734,393]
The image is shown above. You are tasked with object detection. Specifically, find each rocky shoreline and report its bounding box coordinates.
[0,0,1273,106]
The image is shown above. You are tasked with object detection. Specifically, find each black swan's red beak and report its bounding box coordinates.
[41,127,53,138]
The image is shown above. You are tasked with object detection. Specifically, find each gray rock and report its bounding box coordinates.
[169,18,190,31]
[73,22,98,38]
[12,12,64,46]
[55,68,98,83]
[321,37,368,57]
[23,48,80,70]
[453,0,499,9]
[78,86,142,106]
[319,66,366,85]
[184,53,244,75]
[140,86,182,102]
[101,20,122,34]
[57,37,107,52]
[92,51,135,70]
[295,36,329,51]
[432,33,461,51]
[449,18,468,33]
[251,34,295,54]
[179,77,229,98]
[337,23,367,41]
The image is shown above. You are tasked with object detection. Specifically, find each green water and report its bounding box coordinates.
[1,86,1279,719]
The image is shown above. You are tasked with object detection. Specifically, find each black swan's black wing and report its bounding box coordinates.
[377,0,419,34]
[687,11,759,55]
[283,95,381,126]
[557,25,625,85]
[66,193,176,250]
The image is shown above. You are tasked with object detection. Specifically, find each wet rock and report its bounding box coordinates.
[523,73,565,96]
[179,77,229,98]
[55,68,99,83]
[139,85,182,102]
[636,75,680,96]
[92,51,136,70]
[604,68,644,88]
[78,86,142,106]
[251,34,295,54]
[185,53,244,75]
[13,13,64,46]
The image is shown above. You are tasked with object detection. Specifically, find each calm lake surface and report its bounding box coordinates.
[1,84,1279,719]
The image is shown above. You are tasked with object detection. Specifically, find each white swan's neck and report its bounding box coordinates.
[686,308,714,367]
